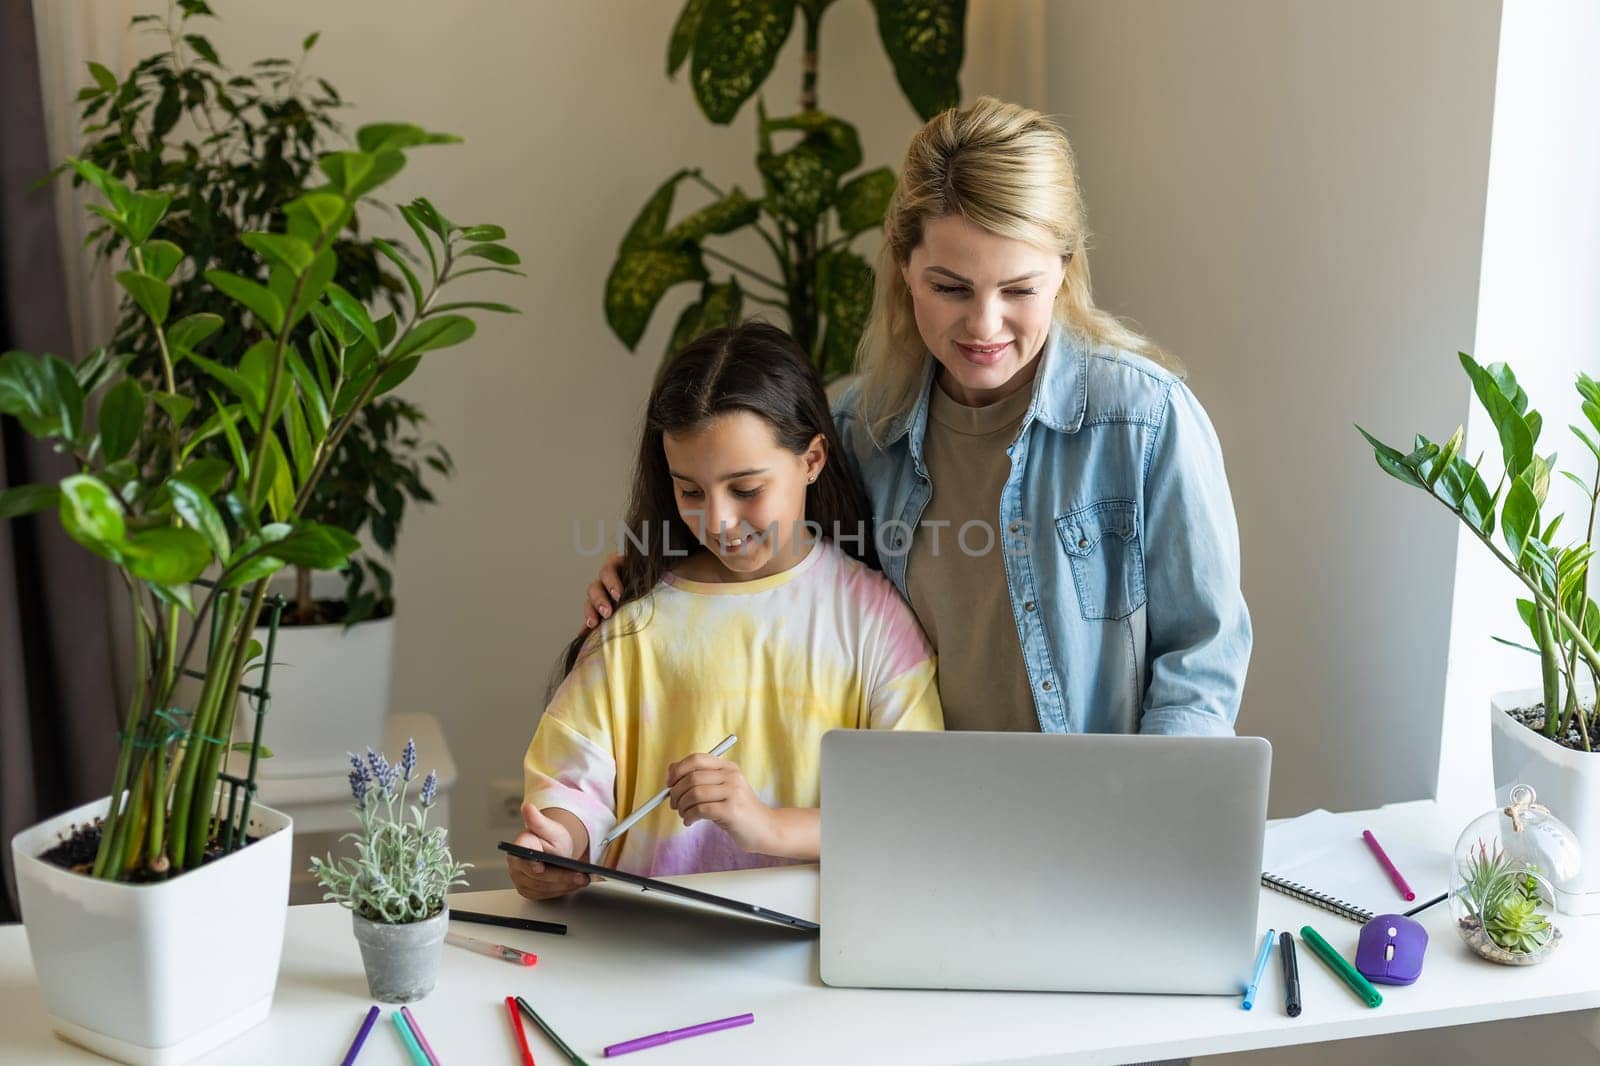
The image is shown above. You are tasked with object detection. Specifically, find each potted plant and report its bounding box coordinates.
[69,4,476,777]
[603,0,966,381]
[310,738,468,1002]
[1,74,517,1066]
[1359,354,1600,915]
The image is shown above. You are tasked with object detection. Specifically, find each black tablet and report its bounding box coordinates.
[497,841,820,933]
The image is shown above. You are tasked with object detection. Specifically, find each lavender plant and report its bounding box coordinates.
[310,739,469,923]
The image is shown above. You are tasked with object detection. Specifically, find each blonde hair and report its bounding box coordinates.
[855,96,1173,440]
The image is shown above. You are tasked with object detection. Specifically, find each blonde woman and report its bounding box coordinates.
[585,95,1250,741]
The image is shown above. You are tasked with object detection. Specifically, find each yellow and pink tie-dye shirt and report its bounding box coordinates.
[523,539,942,877]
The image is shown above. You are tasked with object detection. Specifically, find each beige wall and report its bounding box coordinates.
[1039,0,1502,817]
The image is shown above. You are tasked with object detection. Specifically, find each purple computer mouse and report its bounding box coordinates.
[1355,913,1428,985]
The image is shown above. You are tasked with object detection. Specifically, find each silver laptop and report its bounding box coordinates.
[820,730,1271,993]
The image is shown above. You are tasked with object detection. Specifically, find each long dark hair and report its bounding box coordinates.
[559,321,876,679]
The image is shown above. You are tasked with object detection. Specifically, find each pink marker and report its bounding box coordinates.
[1363,829,1415,901]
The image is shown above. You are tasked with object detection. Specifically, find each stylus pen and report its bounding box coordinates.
[451,909,568,936]
[598,734,738,850]
[1241,928,1275,1010]
[1280,931,1301,1017]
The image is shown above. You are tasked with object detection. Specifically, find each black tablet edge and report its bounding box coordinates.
[497,841,820,933]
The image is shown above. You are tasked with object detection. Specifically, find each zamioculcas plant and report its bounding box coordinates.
[0,125,519,881]
[604,0,966,380]
[1358,355,1600,752]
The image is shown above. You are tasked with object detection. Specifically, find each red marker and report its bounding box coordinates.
[1362,829,1415,900]
[506,995,537,1066]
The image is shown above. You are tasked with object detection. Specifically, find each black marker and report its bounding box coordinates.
[1280,930,1302,1017]
[451,909,568,936]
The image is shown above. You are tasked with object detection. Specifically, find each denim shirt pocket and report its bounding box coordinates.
[1056,499,1147,621]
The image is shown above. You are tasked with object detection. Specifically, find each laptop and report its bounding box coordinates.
[819,730,1271,993]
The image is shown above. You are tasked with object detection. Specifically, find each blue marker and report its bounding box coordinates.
[1242,928,1276,1010]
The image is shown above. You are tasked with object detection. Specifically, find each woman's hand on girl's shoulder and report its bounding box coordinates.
[583,553,625,629]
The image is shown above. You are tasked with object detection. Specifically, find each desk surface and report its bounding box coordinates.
[3,802,1597,1066]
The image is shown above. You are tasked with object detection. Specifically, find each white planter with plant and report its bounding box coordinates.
[311,739,468,1003]
[0,10,518,1061]
[1362,356,1600,914]
[11,791,291,1065]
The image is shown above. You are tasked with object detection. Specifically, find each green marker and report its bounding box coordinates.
[390,1009,430,1066]
[517,995,591,1066]
[1301,924,1383,1008]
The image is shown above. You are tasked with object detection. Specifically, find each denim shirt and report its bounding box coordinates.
[832,328,1251,736]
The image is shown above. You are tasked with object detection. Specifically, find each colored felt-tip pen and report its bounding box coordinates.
[1242,928,1276,1010]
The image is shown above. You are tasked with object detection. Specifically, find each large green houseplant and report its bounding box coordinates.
[604,0,966,380]
[73,2,453,627]
[1359,353,1600,913]
[3,110,516,1058]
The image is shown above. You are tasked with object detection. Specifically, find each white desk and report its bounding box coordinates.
[2,802,1597,1065]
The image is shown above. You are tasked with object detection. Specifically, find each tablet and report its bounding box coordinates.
[497,841,820,933]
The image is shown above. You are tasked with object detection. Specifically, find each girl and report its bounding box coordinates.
[507,322,942,901]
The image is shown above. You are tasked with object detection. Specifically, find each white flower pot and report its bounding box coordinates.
[244,613,396,779]
[11,792,292,1064]
[1489,688,1600,914]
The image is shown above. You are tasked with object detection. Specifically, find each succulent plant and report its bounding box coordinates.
[1459,839,1554,954]
[1487,890,1554,954]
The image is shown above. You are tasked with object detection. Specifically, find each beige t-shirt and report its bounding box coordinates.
[904,382,1040,732]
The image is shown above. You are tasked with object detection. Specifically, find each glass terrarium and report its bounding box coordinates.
[1450,785,1572,965]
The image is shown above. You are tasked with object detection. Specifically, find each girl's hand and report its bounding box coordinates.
[583,553,626,629]
[505,803,590,901]
[667,755,776,854]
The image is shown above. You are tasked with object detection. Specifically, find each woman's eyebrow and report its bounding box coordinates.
[669,467,770,482]
[925,265,1043,286]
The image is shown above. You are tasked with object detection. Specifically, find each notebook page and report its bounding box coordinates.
[1263,809,1453,916]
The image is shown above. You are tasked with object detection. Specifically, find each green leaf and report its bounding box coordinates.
[285,191,348,241]
[1502,472,1539,565]
[426,301,520,316]
[1355,425,1426,490]
[318,149,406,199]
[834,166,896,235]
[604,246,709,350]
[286,249,338,329]
[261,522,361,569]
[87,61,118,94]
[285,344,330,439]
[668,0,708,76]
[390,315,476,360]
[373,356,421,398]
[98,378,146,462]
[68,157,132,213]
[140,239,184,282]
[123,527,211,585]
[668,278,744,357]
[817,248,874,380]
[241,232,314,275]
[166,312,224,355]
[690,0,797,124]
[0,484,60,520]
[355,124,460,154]
[284,389,314,483]
[152,391,196,428]
[371,238,424,314]
[58,474,126,556]
[46,356,84,445]
[259,432,295,521]
[189,348,265,421]
[124,191,172,246]
[116,271,171,327]
[206,269,284,334]
[662,187,760,244]
[175,457,230,496]
[209,392,250,483]
[168,478,230,561]
[183,33,220,65]
[1460,352,1534,477]
[459,243,521,266]
[458,224,505,242]
[397,202,440,276]
[622,170,693,252]
[872,0,966,119]
[758,112,863,224]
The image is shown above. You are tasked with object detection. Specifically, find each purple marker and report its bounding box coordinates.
[603,1012,755,1057]
[1362,829,1416,901]
[340,1005,380,1066]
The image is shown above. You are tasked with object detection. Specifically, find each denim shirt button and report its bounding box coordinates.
[1077,537,1089,549]
[1008,522,1020,534]
[1024,600,1036,612]
[1041,679,1053,692]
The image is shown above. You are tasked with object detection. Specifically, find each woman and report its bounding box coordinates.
[586,95,1250,738]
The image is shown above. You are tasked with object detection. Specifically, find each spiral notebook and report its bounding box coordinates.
[1261,809,1452,924]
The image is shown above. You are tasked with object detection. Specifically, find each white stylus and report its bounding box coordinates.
[598,734,739,851]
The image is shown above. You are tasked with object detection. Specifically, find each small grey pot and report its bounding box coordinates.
[352,905,449,1003]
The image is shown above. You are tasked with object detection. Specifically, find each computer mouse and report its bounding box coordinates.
[1354,913,1427,985]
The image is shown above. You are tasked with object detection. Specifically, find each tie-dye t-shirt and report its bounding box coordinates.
[523,539,942,877]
